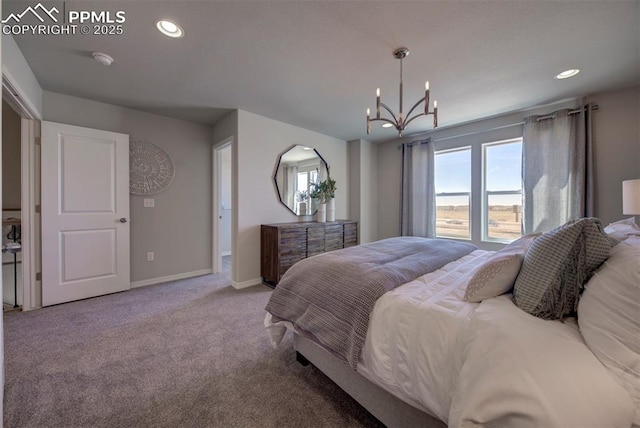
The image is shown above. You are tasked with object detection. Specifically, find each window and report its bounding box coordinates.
[295,168,318,215]
[483,139,523,242]
[432,137,523,246]
[434,147,471,239]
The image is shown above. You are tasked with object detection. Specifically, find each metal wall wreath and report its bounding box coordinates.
[129,140,175,195]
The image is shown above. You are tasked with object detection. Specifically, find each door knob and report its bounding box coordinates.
[119,218,128,223]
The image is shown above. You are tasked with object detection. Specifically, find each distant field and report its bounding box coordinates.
[436,205,521,240]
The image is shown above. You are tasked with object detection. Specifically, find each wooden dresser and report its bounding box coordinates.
[261,220,358,287]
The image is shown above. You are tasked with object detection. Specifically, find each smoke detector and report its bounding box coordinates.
[92,52,114,66]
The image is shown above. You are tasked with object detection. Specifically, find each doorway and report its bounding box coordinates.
[213,140,233,275]
[2,100,22,311]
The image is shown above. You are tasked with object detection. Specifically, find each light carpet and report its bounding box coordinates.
[3,273,383,428]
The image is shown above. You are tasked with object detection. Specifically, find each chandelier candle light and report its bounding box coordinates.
[367,47,438,137]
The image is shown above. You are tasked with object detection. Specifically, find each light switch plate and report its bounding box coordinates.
[144,198,155,208]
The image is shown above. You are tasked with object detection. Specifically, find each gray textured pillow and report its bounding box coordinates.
[513,218,611,320]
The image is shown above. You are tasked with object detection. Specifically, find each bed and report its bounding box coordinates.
[265,218,640,428]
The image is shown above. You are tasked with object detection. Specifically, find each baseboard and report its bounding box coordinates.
[130,269,213,289]
[231,277,262,290]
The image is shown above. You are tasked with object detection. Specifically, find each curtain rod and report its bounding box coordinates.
[400,104,599,147]
[431,121,524,143]
[535,104,599,122]
[400,121,523,147]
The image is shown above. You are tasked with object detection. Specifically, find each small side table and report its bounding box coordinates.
[3,218,21,309]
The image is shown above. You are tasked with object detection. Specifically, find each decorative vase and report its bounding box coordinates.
[298,201,307,216]
[317,202,327,223]
[327,198,335,222]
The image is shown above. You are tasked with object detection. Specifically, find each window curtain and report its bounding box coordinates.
[522,103,595,233]
[282,164,297,209]
[401,139,435,237]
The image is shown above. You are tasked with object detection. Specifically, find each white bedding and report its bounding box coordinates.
[266,249,637,427]
[358,249,490,421]
[450,296,635,427]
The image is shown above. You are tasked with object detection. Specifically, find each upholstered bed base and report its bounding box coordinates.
[293,334,446,428]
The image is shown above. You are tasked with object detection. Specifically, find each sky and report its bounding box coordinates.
[435,141,522,206]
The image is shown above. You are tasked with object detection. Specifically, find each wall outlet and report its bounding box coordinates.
[144,198,155,208]
[146,252,154,262]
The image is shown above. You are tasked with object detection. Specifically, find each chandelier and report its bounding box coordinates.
[367,47,438,137]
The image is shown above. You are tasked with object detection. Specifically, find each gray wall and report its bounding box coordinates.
[2,35,42,118]
[42,91,214,283]
[348,139,378,244]
[231,110,347,286]
[2,100,21,209]
[587,86,640,225]
[376,87,640,240]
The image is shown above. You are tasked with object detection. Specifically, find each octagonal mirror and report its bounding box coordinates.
[274,145,328,216]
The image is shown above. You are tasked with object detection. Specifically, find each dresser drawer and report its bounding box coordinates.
[261,220,358,287]
[324,224,343,251]
[307,226,325,257]
[344,222,358,247]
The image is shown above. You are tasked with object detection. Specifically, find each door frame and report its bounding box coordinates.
[2,74,41,311]
[212,137,233,274]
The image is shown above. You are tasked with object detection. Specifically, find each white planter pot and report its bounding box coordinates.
[327,198,335,222]
[317,203,327,223]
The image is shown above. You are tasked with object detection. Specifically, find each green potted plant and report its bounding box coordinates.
[309,180,328,204]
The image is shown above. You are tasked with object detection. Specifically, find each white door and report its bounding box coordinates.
[41,121,130,306]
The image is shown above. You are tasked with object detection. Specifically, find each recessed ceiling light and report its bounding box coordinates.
[555,69,580,79]
[156,19,184,38]
[382,123,393,128]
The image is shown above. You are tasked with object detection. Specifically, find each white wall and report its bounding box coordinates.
[376,89,640,239]
[42,91,214,284]
[234,110,347,286]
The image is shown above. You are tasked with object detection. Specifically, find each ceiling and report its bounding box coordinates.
[5,0,639,143]
[280,145,320,163]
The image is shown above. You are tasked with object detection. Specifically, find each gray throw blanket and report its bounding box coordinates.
[265,236,476,369]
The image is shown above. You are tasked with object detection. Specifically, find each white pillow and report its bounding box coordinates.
[626,234,640,248]
[604,218,640,241]
[449,296,636,427]
[578,239,640,424]
[463,234,538,302]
